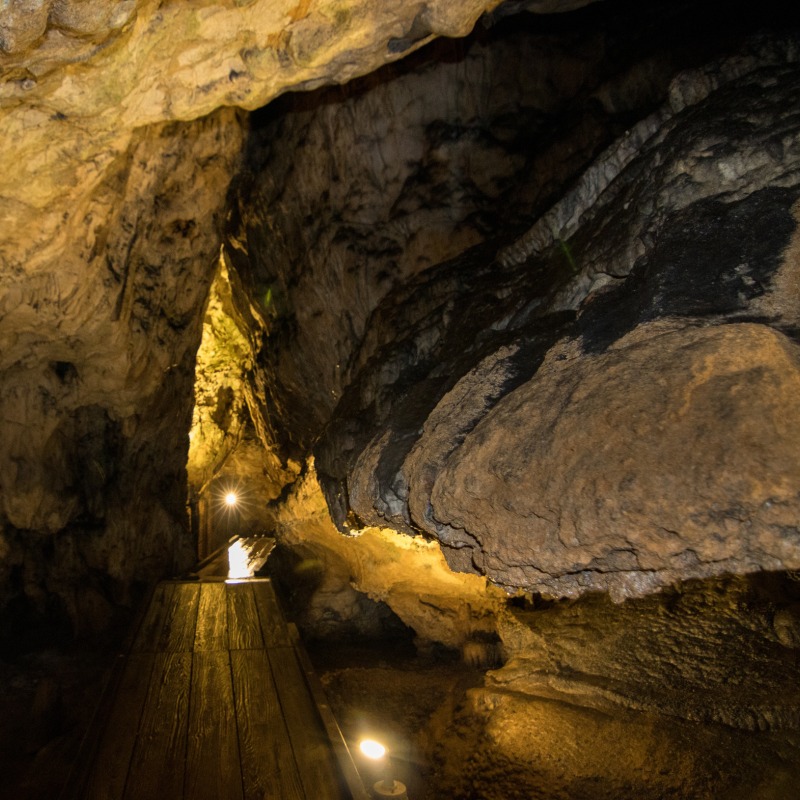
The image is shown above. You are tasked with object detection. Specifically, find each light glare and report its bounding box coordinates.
[225,491,238,507]
[359,739,386,760]
[228,539,253,579]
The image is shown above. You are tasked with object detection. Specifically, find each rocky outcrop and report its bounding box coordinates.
[264,459,506,649]
[309,40,800,598]
[226,2,716,455]
[428,573,800,799]
[422,321,800,598]
[0,110,243,634]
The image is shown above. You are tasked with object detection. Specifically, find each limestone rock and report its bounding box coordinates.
[0,0,517,630]
[429,322,800,598]
[312,39,800,599]
[427,574,800,799]
[265,460,506,649]
[226,7,695,454]
[0,109,244,625]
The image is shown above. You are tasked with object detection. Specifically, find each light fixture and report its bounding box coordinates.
[359,739,386,760]
[358,738,408,799]
[225,491,238,507]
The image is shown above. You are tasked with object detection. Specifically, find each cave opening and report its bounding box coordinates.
[2,0,800,797]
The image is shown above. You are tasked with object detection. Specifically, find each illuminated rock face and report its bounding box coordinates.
[0,0,509,629]
[427,322,800,598]
[301,39,800,598]
[263,460,507,649]
[1,4,799,798]
[1,0,799,635]
[0,111,243,633]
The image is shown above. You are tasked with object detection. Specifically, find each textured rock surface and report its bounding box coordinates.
[430,322,800,598]
[226,5,713,449]
[0,0,504,233]
[310,39,800,598]
[265,459,506,649]
[494,574,800,732]
[0,110,243,633]
[0,0,514,631]
[428,573,800,799]
[2,3,800,799]
[313,571,800,800]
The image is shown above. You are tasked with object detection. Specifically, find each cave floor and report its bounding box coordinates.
[309,638,489,799]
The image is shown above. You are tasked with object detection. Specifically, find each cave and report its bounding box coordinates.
[2,0,800,797]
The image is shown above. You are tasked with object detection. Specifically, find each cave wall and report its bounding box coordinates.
[368,42,800,599]
[0,0,511,634]
[225,3,711,451]
[1,2,799,797]
[227,7,800,603]
[0,111,243,635]
[3,0,796,634]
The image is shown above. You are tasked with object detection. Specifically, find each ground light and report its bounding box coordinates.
[359,739,408,799]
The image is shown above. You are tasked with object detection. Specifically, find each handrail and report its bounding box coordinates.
[288,623,372,800]
[192,535,240,574]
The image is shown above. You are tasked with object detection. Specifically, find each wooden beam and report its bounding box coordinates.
[194,581,229,652]
[185,651,243,800]
[232,649,305,800]
[289,625,371,800]
[130,583,175,653]
[227,583,264,650]
[253,580,291,647]
[123,652,191,800]
[83,653,155,800]
[158,583,201,652]
[269,646,343,800]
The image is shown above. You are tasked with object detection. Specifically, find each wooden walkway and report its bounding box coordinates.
[62,579,368,800]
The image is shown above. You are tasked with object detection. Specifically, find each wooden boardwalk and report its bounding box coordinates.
[62,579,368,800]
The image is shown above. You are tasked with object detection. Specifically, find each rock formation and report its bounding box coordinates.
[233,20,800,600]
[3,0,800,797]
[0,0,507,631]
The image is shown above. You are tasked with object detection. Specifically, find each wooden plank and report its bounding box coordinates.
[253,580,291,647]
[60,585,164,800]
[226,583,264,650]
[231,649,305,800]
[194,582,228,651]
[83,653,156,800]
[123,652,191,800]
[185,651,243,800]
[269,647,344,800]
[157,582,201,652]
[131,583,175,652]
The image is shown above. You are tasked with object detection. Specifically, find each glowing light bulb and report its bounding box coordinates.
[359,739,386,760]
[225,492,238,507]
